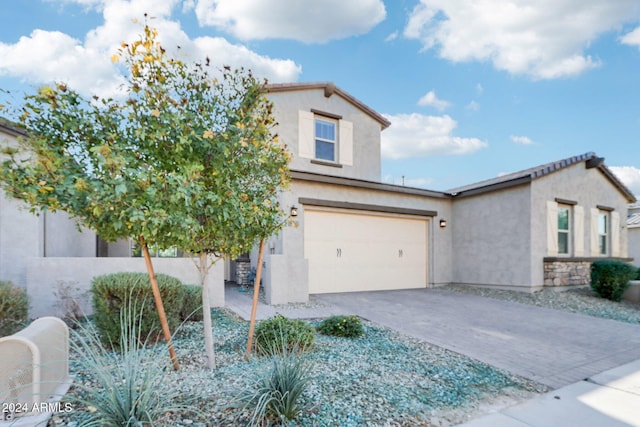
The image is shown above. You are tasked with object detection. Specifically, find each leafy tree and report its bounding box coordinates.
[0,24,290,369]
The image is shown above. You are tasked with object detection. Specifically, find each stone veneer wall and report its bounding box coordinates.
[234,254,251,286]
[543,259,591,287]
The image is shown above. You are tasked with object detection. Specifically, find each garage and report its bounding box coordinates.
[304,208,429,294]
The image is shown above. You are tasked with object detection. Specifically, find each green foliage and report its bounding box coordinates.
[635,267,640,281]
[235,353,310,426]
[180,284,203,322]
[0,280,29,337]
[68,304,192,426]
[91,272,185,348]
[254,314,315,356]
[0,24,290,259]
[317,315,364,338]
[590,260,636,301]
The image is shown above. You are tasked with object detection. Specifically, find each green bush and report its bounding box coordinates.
[254,314,315,356]
[317,315,364,338]
[635,267,640,281]
[91,272,185,348]
[590,260,636,302]
[180,285,203,322]
[0,280,29,337]
[235,353,310,426]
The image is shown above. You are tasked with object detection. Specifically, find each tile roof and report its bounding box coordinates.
[447,152,637,203]
[265,82,391,129]
[629,212,640,228]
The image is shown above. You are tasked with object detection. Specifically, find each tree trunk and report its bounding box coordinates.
[245,239,265,360]
[140,236,179,371]
[198,252,216,369]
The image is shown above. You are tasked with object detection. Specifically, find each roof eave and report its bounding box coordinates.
[265,82,391,130]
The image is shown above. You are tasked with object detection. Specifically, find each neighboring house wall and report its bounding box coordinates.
[266,83,387,182]
[452,184,533,289]
[43,211,97,257]
[629,226,640,267]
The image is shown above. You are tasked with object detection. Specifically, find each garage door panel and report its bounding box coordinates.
[304,209,428,294]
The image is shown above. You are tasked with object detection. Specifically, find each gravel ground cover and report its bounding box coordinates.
[51,309,545,427]
[441,285,640,325]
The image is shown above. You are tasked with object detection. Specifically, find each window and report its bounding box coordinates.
[315,118,336,162]
[557,206,570,255]
[131,240,178,258]
[598,212,608,255]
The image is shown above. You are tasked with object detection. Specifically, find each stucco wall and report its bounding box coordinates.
[531,162,631,286]
[451,184,533,288]
[266,89,382,181]
[261,179,453,304]
[26,256,225,318]
[629,227,640,267]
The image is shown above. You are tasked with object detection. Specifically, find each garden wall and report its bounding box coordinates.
[25,257,224,318]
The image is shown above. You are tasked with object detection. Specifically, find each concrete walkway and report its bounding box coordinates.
[460,359,640,426]
[225,286,640,426]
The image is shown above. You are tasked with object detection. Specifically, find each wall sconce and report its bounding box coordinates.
[439,218,447,228]
[290,206,299,217]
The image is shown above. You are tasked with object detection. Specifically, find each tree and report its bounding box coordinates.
[0,23,291,370]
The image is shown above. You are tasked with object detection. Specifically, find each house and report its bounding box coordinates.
[0,82,636,316]
[629,203,640,268]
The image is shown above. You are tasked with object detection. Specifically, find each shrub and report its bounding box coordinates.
[317,315,364,338]
[254,314,315,356]
[68,304,192,426]
[91,272,185,348]
[0,280,29,337]
[636,267,640,281]
[235,353,310,426]
[180,284,203,322]
[590,260,636,302]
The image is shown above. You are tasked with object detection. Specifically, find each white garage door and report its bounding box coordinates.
[304,209,428,294]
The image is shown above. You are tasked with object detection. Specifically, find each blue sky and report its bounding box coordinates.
[1,0,640,196]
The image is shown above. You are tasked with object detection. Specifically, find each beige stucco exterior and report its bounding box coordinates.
[1,83,637,315]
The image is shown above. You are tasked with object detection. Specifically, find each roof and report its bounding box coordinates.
[629,212,640,228]
[448,152,637,203]
[0,119,27,138]
[265,82,391,130]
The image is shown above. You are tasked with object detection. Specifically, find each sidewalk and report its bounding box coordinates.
[460,359,640,426]
[224,285,349,321]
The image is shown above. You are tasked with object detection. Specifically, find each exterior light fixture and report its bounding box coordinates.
[439,219,447,228]
[290,206,299,217]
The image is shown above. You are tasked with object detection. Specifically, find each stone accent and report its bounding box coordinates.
[544,259,591,287]
[234,253,251,286]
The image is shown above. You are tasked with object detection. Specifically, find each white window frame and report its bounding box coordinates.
[598,211,609,256]
[314,117,337,162]
[557,205,571,255]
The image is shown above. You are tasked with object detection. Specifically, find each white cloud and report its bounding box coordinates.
[621,27,640,46]
[610,166,640,197]
[466,100,480,111]
[383,174,434,188]
[417,90,451,111]
[476,83,483,95]
[404,0,640,79]
[510,135,534,145]
[193,0,386,43]
[381,113,488,159]
[0,0,301,98]
[385,31,399,42]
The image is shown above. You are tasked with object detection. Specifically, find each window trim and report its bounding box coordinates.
[314,116,338,163]
[598,211,609,256]
[557,205,571,256]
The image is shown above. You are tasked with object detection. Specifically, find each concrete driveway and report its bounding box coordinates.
[315,288,640,389]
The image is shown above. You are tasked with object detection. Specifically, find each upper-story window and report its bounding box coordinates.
[557,206,570,255]
[598,212,608,255]
[315,118,337,162]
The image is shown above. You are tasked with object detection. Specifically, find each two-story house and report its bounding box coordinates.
[0,82,636,317]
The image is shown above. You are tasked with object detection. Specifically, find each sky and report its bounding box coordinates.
[1,0,640,198]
